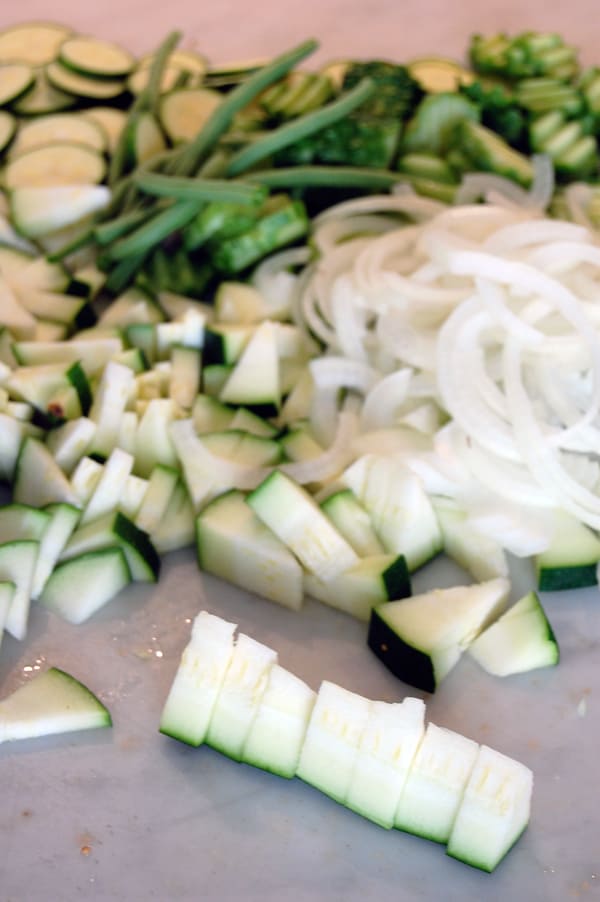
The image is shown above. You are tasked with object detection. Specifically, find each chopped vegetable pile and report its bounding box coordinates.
[2,19,600,876]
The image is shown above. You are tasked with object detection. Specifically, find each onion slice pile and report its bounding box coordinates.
[294,188,600,542]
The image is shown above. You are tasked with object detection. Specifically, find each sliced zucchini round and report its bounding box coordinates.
[0,21,72,66]
[58,35,135,79]
[407,57,475,93]
[160,87,223,144]
[10,113,107,159]
[11,68,76,116]
[127,63,190,97]
[3,142,106,189]
[0,62,35,106]
[129,111,167,165]
[80,106,127,153]
[10,184,111,238]
[46,61,126,101]
[0,110,16,156]
[139,48,208,77]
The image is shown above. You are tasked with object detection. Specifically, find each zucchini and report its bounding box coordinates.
[345,696,425,829]
[247,469,359,582]
[160,88,223,144]
[9,113,107,158]
[81,106,127,154]
[30,502,80,599]
[62,509,160,582]
[407,57,475,93]
[159,610,237,746]
[304,554,411,621]
[11,69,76,116]
[196,489,304,611]
[402,92,479,155]
[394,722,479,842]
[13,435,80,508]
[242,665,316,778]
[0,667,111,744]
[455,119,534,186]
[367,578,510,692]
[205,632,278,761]
[45,61,126,101]
[296,680,371,803]
[0,503,50,542]
[10,185,110,239]
[218,320,281,415]
[0,539,39,640]
[468,591,559,676]
[534,509,600,590]
[320,487,385,557]
[0,21,72,66]
[0,62,35,106]
[58,35,135,79]
[39,546,132,624]
[3,142,106,189]
[446,745,533,872]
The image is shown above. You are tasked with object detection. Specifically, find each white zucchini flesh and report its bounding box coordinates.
[134,465,179,535]
[196,489,304,611]
[467,591,559,676]
[247,470,359,582]
[134,398,179,478]
[342,453,442,571]
[159,611,237,746]
[70,456,103,506]
[0,581,16,648]
[88,360,136,459]
[80,447,134,524]
[0,667,111,744]
[45,417,97,475]
[242,664,316,777]
[433,497,509,581]
[320,488,385,557]
[13,436,80,508]
[30,503,81,600]
[151,481,196,554]
[0,503,50,543]
[160,88,223,144]
[296,680,371,804]
[446,745,533,872]
[205,633,278,761]
[0,540,39,640]
[219,320,281,411]
[62,510,160,583]
[345,697,426,828]
[0,63,34,106]
[12,337,122,375]
[39,547,132,624]
[303,553,411,622]
[0,275,37,340]
[394,722,479,843]
[0,22,73,66]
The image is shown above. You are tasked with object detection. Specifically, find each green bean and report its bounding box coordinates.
[132,172,266,205]
[108,30,181,185]
[106,198,202,261]
[244,165,410,191]
[171,38,319,176]
[95,207,154,246]
[105,251,148,294]
[225,78,375,177]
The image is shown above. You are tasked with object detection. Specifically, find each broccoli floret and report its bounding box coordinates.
[462,79,527,147]
[276,61,423,169]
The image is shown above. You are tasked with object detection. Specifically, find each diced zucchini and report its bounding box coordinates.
[320,488,385,557]
[446,744,533,872]
[242,665,316,778]
[433,497,509,581]
[219,320,281,417]
[62,510,160,583]
[296,680,370,803]
[468,591,559,676]
[304,554,411,621]
[394,722,479,843]
[342,454,442,571]
[248,470,359,582]
[0,503,50,543]
[159,610,237,746]
[534,509,600,590]
[31,502,80,600]
[367,578,510,692]
[40,546,131,624]
[345,697,426,828]
[196,489,303,610]
[0,540,39,640]
[0,667,111,744]
[205,632,278,761]
[13,436,80,507]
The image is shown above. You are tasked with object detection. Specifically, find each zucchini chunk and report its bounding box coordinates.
[0,667,111,744]
[159,610,237,746]
[39,546,132,624]
[446,745,533,872]
[367,578,510,692]
[468,591,559,676]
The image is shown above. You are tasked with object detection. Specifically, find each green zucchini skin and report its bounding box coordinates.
[367,608,436,693]
[536,562,597,592]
